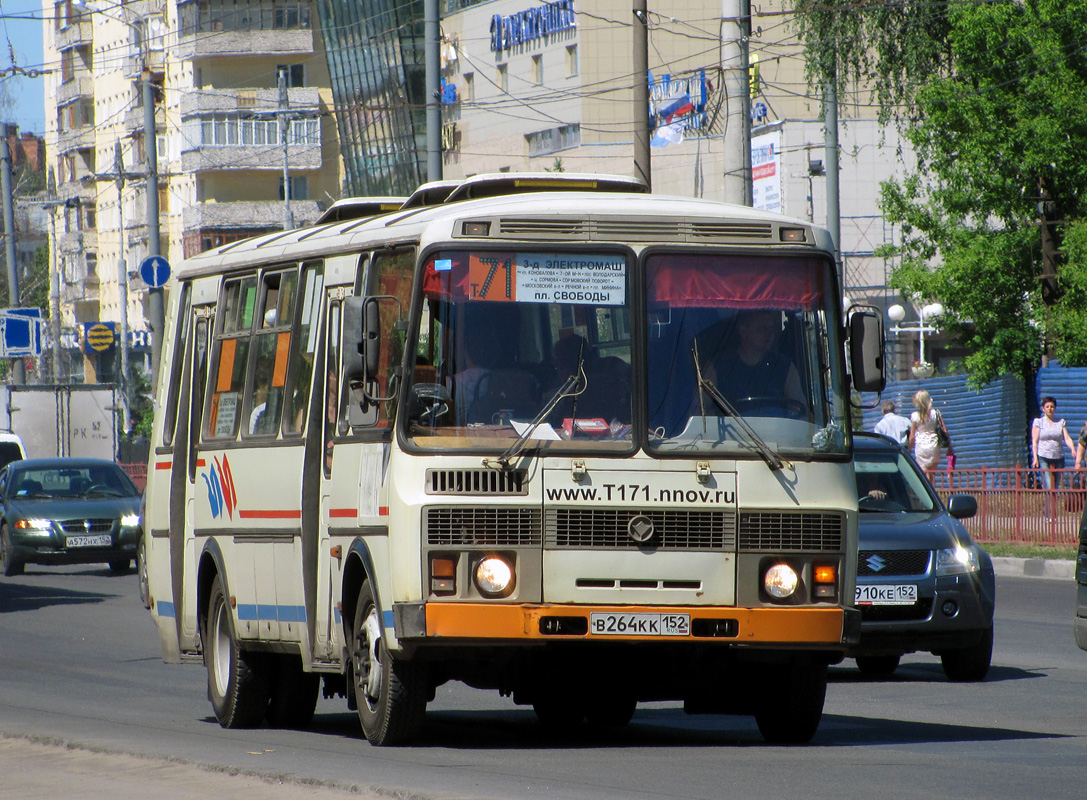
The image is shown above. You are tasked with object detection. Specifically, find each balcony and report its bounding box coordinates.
[57,181,96,205]
[183,200,323,231]
[176,28,313,60]
[57,229,97,257]
[55,20,92,51]
[123,48,166,81]
[57,77,95,107]
[126,0,167,17]
[180,86,321,117]
[55,128,95,156]
[123,103,166,136]
[180,141,322,173]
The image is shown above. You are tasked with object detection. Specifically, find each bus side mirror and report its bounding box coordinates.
[341,295,402,403]
[342,296,366,382]
[363,298,382,381]
[848,307,885,393]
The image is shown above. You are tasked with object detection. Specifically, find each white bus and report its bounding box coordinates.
[143,174,884,745]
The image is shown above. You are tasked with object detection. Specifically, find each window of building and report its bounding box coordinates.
[198,114,320,148]
[566,45,578,78]
[279,175,308,201]
[179,1,312,35]
[532,55,543,86]
[276,64,305,87]
[497,63,508,93]
[526,124,581,158]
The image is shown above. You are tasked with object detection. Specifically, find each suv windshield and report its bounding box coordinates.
[405,250,633,453]
[855,449,937,513]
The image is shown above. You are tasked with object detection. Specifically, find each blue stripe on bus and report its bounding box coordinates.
[236,604,308,623]
[157,601,176,618]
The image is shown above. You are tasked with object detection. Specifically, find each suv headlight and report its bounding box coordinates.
[121,514,140,528]
[936,544,980,575]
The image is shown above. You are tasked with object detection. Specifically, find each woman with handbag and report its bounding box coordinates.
[908,389,947,481]
[1032,396,1076,519]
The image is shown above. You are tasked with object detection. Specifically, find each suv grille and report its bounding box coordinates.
[860,598,933,622]
[738,511,844,552]
[858,550,931,577]
[425,507,541,546]
[545,508,736,550]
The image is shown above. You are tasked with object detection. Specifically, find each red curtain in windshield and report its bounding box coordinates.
[647,254,828,310]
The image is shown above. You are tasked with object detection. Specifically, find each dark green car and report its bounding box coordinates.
[0,458,141,577]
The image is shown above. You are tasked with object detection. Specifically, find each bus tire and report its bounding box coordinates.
[350,581,426,746]
[137,539,151,609]
[1,524,23,576]
[585,694,636,727]
[205,574,270,728]
[753,662,827,745]
[855,654,900,678]
[266,654,320,729]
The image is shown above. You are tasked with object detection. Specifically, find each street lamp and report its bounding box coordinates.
[888,301,944,379]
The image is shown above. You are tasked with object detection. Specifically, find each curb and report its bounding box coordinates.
[992,556,1076,580]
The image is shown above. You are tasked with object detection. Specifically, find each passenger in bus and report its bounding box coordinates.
[545,334,630,426]
[701,309,805,413]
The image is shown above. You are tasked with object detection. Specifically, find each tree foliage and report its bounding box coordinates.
[798,0,1087,386]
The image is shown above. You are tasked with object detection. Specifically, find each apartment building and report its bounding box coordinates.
[44,0,341,382]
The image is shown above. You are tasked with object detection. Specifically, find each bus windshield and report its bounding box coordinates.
[645,252,849,456]
[406,249,633,452]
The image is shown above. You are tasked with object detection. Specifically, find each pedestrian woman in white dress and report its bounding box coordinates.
[908,389,942,481]
[1032,396,1076,519]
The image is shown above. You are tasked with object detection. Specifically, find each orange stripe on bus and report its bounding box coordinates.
[217,338,237,392]
[329,508,356,518]
[196,459,207,467]
[272,332,291,388]
[238,509,302,519]
[379,506,389,516]
[155,461,172,470]
[424,604,845,643]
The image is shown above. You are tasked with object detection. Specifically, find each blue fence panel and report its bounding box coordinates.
[1035,362,1087,449]
[861,372,1026,469]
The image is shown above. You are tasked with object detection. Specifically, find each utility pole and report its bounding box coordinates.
[144,64,164,386]
[425,0,442,182]
[1,124,25,384]
[278,68,294,230]
[633,0,651,190]
[114,140,131,433]
[45,168,63,383]
[721,0,746,204]
[824,68,842,278]
[739,0,753,206]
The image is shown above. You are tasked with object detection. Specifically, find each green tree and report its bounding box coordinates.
[798,0,1087,386]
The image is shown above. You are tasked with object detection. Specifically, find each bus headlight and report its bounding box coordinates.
[474,556,515,597]
[763,563,799,599]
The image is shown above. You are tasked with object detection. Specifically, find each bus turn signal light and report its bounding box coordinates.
[431,557,456,595]
[814,565,836,583]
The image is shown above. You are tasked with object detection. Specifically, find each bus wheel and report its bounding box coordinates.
[266,654,320,729]
[136,539,150,609]
[753,662,827,745]
[350,581,426,746]
[585,694,636,727]
[205,574,270,728]
[855,654,900,678]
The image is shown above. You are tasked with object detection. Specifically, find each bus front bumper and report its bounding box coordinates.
[393,602,854,646]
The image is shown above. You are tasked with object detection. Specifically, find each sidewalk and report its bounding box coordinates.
[992,555,1076,580]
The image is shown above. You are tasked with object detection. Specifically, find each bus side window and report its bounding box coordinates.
[324,299,341,477]
[363,249,414,430]
[162,283,191,448]
[203,275,257,440]
[244,269,298,437]
[284,262,324,435]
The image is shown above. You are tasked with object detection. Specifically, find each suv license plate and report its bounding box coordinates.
[589,613,690,636]
[856,584,917,605]
[66,534,112,548]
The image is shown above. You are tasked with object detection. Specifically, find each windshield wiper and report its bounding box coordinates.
[489,350,587,470]
[690,341,785,471]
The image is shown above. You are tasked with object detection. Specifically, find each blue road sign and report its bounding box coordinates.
[0,309,43,357]
[140,255,171,288]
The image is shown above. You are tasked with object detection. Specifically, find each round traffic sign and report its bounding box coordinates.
[85,323,115,352]
[140,255,171,288]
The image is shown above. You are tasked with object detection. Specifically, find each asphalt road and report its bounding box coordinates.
[0,564,1084,800]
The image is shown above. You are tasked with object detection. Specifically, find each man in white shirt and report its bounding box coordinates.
[873,400,911,445]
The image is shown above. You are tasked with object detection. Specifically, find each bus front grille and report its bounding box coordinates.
[544,508,736,550]
[738,511,845,552]
[425,507,542,546]
[425,469,528,496]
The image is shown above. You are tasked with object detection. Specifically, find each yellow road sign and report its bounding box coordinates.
[85,323,116,353]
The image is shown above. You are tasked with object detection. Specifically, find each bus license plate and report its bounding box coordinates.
[855,584,917,605]
[589,613,690,636]
[66,534,112,548]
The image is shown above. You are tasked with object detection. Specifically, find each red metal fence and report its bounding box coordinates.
[929,467,1084,547]
[119,462,147,493]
